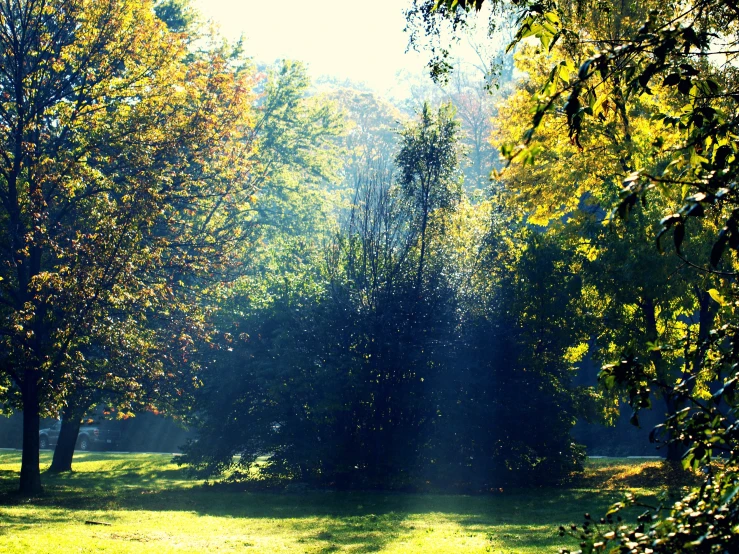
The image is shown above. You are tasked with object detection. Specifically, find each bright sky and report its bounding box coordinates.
[193,0,430,93]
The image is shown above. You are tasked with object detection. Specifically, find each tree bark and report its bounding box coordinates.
[663,394,682,462]
[48,413,82,473]
[642,297,682,462]
[691,288,716,378]
[415,191,430,293]
[19,371,42,494]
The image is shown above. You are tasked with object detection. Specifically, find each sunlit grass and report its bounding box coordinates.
[0,452,668,553]
[575,457,700,493]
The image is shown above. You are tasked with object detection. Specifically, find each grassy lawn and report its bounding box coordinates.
[0,452,684,553]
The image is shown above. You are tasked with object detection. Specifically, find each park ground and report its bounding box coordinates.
[0,452,690,553]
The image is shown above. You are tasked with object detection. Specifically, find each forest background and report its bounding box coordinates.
[1,0,738,551]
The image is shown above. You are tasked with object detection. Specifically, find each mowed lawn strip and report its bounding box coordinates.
[0,452,671,553]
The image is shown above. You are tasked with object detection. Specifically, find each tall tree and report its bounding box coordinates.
[396,102,462,291]
[490,40,722,460]
[0,0,255,493]
[181,97,586,490]
[408,0,739,550]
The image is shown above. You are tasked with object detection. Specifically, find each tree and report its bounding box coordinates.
[396,102,462,291]
[408,0,739,550]
[0,0,255,493]
[181,96,586,491]
[445,70,500,193]
[411,0,739,260]
[44,0,199,475]
[490,40,724,461]
[469,226,588,484]
[178,60,347,481]
[43,60,339,476]
[154,0,199,34]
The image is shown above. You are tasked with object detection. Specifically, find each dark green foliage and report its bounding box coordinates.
[154,0,198,33]
[182,240,585,490]
[457,231,587,487]
[182,107,585,490]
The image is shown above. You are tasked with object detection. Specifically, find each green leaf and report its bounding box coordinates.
[663,73,681,86]
[721,486,739,508]
[543,12,560,25]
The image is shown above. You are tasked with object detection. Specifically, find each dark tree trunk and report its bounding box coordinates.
[663,289,718,464]
[662,290,717,463]
[691,289,716,378]
[664,394,683,462]
[415,194,429,293]
[48,414,82,473]
[19,371,42,494]
[642,297,683,462]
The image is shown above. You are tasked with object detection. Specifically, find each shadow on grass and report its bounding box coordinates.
[0,452,664,553]
[0,453,651,518]
[0,509,80,535]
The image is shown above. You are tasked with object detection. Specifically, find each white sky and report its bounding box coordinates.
[193,0,430,93]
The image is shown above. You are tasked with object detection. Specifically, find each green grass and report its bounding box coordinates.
[0,452,677,553]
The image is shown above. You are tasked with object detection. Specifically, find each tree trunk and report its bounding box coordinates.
[19,371,42,495]
[642,297,682,462]
[662,290,717,463]
[416,202,429,293]
[48,414,82,473]
[664,394,683,462]
[691,288,716,378]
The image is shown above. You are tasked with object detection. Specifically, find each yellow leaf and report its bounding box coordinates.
[708,288,726,306]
